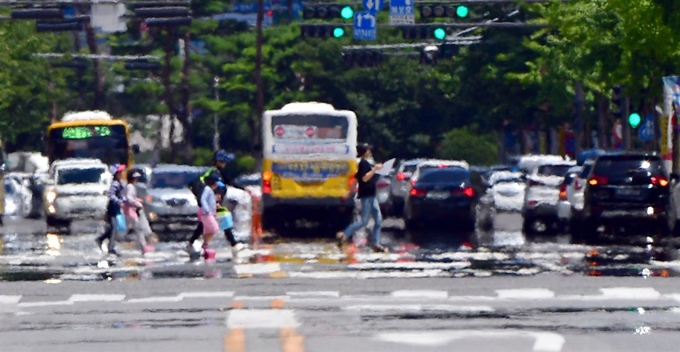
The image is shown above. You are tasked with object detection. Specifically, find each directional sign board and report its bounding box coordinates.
[389,0,415,25]
[362,0,383,13]
[638,114,655,142]
[354,11,377,40]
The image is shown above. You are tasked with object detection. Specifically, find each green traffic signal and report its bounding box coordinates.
[340,6,354,20]
[433,27,446,40]
[629,113,641,128]
[456,5,469,18]
[333,27,345,38]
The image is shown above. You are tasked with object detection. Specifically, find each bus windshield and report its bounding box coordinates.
[48,124,128,165]
[271,115,349,142]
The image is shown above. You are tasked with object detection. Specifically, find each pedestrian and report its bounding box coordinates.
[185,150,242,257]
[123,169,154,255]
[95,164,127,256]
[337,143,389,253]
[200,174,221,261]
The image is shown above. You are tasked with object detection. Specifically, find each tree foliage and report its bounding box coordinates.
[438,126,499,166]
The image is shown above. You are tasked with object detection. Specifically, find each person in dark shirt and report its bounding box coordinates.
[337,143,389,253]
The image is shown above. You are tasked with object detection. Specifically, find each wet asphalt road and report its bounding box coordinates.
[2,214,680,351]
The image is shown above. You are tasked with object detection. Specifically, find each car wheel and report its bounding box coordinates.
[522,217,534,237]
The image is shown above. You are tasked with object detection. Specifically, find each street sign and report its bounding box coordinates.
[362,0,383,13]
[638,114,655,142]
[354,11,377,40]
[389,0,414,25]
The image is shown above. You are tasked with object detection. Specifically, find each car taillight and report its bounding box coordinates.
[651,176,669,187]
[452,187,475,198]
[409,188,426,197]
[262,171,272,194]
[559,184,567,200]
[588,175,608,186]
[439,164,448,168]
[377,180,390,189]
[396,173,406,181]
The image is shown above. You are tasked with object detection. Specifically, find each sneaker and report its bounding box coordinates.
[336,232,347,250]
[371,244,389,253]
[142,245,155,255]
[231,246,239,260]
[184,243,198,255]
[108,248,121,257]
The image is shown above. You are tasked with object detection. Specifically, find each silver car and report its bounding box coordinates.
[388,159,425,216]
[136,164,208,234]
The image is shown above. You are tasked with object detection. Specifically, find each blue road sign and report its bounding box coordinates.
[362,0,383,13]
[639,114,655,142]
[389,0,414,24]
[354,11,377,40]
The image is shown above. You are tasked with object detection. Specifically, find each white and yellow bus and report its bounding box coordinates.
[46,110,138,167]
[261,102,358,233]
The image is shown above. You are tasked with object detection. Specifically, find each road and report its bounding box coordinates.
[1,214,680,351]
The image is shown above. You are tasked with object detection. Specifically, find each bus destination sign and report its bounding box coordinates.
[61,126,112,140]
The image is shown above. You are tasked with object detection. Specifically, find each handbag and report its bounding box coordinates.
[115,211,127,234]
[217,209,233,230]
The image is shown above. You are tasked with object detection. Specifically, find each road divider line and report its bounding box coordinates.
[179,292,235,299]
[18,300,73,307]
[287,291,340,298]
[0,295,22,304]
[234,263,282,275]
[599,287,661,299]
[69,294,126,302]
[224,328,246,352]
[344,304,494,313]
[391,290,448,300]
[234,295,290,301]
[280,328,305,352]
[375,330,565,351]
[125,296,183,303]
[227,309,300,329]
[496,289,556,299]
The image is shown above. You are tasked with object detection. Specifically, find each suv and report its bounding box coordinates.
[580,153,670,242]
[388,159,424,216]
[521,159,575,235]
[43,159,111,231]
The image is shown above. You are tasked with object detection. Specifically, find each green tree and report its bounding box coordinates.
[438,126,499,166]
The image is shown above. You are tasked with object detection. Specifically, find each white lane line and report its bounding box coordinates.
[496,289,556,299]
[599,287,661,300]
[348,262,470,270]
[344,305,494,312]
[287,270,448,279]
[391,290,448,300]
[125,296,183,303]
[179,292,234,299]
[287,291,340,298]
[375,330,565,351]
[69,294,126,302]
[233,295,289,301]
[0,296,22,304]
[233,263,282,275]
[227,309,299,329]
[18,301,74,308]
[448,295,497,302]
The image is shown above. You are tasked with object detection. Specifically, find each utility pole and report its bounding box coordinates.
[213,76,220,151]
[162,27,178,161]
[254,0,264,158]
[574,81,584,156]
[622,96,631,150]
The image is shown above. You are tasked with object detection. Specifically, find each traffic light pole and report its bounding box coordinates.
[622,97,631,150]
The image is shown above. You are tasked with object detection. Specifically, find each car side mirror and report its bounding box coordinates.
[132,144,141,154]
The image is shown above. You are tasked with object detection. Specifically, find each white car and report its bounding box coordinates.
[44,159,112,230]
[564,159,595,228]
[521,157,575,235]
[556,166,583,225]
[487,171,526,212]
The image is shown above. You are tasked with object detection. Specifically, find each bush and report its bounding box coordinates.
[193,147,214,166]
[438,126,499,166]
[236,155,256,174]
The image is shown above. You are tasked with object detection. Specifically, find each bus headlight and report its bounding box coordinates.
[46,190,57,204]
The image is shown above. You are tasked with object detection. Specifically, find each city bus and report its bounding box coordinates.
[46,111,138,167]
[261,102,358,233]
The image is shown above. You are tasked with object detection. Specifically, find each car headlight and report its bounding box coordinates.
[189,198,197,206]
[146,195,163,204]
[46,190,57,203]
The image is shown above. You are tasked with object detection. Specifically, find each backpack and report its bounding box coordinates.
[188,168,219,206]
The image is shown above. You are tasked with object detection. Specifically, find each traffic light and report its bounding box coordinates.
[611,85,624,119]
[343,51,385,68]
[628,112,641,129]
[420,5,469,19]
[134,6,192,27]
[300,24,346,38]
[303,4,354,20]
[401,25,447,40]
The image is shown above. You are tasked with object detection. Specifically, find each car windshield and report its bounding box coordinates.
[537,164,571,177]
[57,168,105,185]
[495,177,523,184]
[419,169,469,183]
[150,170,204,189]
[593,156,665,177]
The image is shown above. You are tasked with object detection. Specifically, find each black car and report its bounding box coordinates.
[579,152,670,242]
[404,168,483,232]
